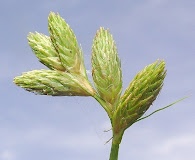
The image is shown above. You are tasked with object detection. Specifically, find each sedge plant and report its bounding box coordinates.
[14,12,187,160]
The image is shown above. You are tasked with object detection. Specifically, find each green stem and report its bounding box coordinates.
[109,131,124,160]
[109,140,120,160]
[93,94,112,118]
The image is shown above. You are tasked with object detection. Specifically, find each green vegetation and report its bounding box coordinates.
[14,12,187,160]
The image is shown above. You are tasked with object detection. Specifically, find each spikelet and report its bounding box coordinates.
[48,12,86,76]
[14,70,95,96]
[112,60,166,133]
[92,27,122,111]
[28,32,66,71]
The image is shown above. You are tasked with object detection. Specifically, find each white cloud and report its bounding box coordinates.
[0,150,14,160]
[0,122,111,160]
[1,125,109,150]
[118,126,195,160]
[152,134,195,155]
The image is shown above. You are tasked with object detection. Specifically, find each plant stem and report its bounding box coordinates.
[93,94,112,118]
[109,140,120,160]
[109,131,124,160]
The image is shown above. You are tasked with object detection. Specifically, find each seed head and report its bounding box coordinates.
[48,12,86,76]
[28,32,66,71]
[112,60,166,133]
[92,27,122,111]
[14,70,95,96]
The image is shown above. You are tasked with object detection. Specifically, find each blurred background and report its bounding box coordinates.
[0,0,194,160]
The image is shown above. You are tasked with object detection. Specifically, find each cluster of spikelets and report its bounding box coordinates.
[14,12,166,143]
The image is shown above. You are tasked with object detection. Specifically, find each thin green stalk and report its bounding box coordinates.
[109,140,120,160]
[93,93,112,118]
[109,131,124,160]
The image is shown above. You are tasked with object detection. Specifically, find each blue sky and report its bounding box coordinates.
[0,0,195,160]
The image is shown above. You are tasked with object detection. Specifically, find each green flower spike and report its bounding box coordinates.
[14,12,95,97]
[14,12,187,160]
[92,27,122,118]
[28,32,66,71]
[111,60,166,145]
[117,60,166,128]
[14,70,94,96]
[48,12,87,76]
